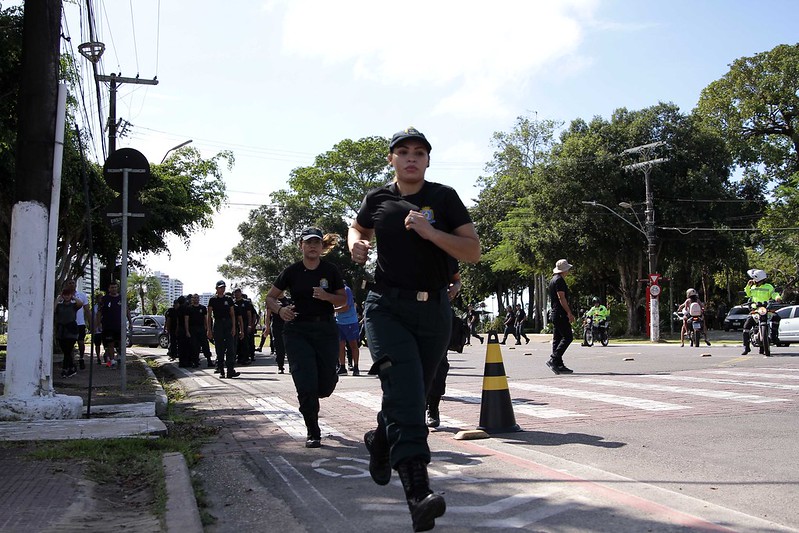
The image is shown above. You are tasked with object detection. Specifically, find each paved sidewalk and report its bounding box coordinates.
[0,352,199,533]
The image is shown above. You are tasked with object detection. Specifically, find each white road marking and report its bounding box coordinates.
[574,377,790,403]
[447,387,587,419]
[511,383,690,411]
[644,374,799,391]
[247,397,345,439]
[703,370,799,380]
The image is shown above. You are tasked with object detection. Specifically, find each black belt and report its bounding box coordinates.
[372,283,445,302]
[293,314,333,323]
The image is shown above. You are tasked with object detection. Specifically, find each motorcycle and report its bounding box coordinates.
[582,315,609,347]
[675,305,705,348]
[747,301,781,357]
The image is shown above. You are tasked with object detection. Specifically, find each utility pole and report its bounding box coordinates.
[622,142,669,342]
[1,0,83,419]
[96,74,159,154]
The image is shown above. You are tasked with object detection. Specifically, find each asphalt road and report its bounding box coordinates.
[137,334,799,532]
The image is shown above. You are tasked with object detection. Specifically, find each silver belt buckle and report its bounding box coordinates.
[416,291,429,302]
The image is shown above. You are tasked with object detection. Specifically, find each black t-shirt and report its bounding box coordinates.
[233,299,249,328]
[100,293,122,331]
[175,304,189,334]
[164,308,177,334]
[515,309,526,325]
[355,181,472,291]
[273,260,344,317]
[208,295,235,321]
[187,304,207,330]
[549,275,570,316]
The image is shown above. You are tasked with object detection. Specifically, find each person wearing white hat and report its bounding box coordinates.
[547,259,575,374]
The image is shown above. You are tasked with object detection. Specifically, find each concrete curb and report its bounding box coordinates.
[140,356,169,417]
[162,452,203,533]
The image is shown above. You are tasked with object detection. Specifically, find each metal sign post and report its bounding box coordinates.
[103,147,150,392]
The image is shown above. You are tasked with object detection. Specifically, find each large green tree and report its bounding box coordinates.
[696,43,799,287]
[221,137,391,298]
[478,104,753,334]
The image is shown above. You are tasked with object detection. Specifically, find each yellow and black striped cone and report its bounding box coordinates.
[477,331,521,434]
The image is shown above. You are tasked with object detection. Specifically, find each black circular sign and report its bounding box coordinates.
[103,148,151,194]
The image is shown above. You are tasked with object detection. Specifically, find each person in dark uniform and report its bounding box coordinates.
[265,227,347,448]
[206,280,240,379]
[465,304,483,345]
[165,299,179,361]
[96,280,132,368]
[426,269,462,429]
[175,296,192,367]
[265,295,292,373]
[499,305,517,344]
[244,294,258,361]
[548,259,576,374]
[233,288,252,365]
[515,303,530,344]
[349,127,480,532]
[186,293,213,368]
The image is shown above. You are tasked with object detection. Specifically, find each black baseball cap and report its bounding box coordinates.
[300,227,323,240]
[389,127,432,153]
[215,280,226,288]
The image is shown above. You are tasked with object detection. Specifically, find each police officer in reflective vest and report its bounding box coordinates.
[742,268,781,355]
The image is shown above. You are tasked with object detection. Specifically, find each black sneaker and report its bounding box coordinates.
[364,430,391,485]
[60,369,67,378]
[479,337,484,344]
[352,366,360,376]
[228,371,241,378]
[426,411,440,428]
[337,365,348,375]
[742,348,751,355]
[305,437,321,448]
[207,359,214,368]
[557,364,574,374]
[546,359,561,375]
[278,368,285,374]
[66,367,77,378]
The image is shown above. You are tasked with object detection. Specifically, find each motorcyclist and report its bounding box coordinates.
[741,269,781,356]
[677,288,711,347]
[581,297,609,345]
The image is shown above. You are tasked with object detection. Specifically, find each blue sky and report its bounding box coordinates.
[57,0,799,295]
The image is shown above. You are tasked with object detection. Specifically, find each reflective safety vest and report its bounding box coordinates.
[588,305,609,321]
[745,283,780,304]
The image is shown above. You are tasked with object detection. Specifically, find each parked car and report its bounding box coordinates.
[126,315,169,348]
[775,305,799,346]
[723,305,750,331]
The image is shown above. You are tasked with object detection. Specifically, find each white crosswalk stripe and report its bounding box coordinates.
[247,397,345,439]
[703,370,799,380]
[335,390,470,428]
[573,377,790,403]
[510,383,690,411]
[643,374,799,391]
[447,388,586,419]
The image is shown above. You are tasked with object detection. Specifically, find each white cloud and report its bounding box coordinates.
[277,0,598,115]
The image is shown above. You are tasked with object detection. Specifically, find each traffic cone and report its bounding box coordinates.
[477,331,521,434]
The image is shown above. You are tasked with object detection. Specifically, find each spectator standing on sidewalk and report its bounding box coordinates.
[64,279,89,369]
[207,280,239,379]
[547,259,576,374]
[54,284,83,377]
[335,284,361,376]
[96,280,131,368]
[349,127,480,532]
[265,227,347,448]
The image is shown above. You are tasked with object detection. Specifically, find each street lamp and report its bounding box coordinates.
[159,140,193,164]
[581,201,646,236]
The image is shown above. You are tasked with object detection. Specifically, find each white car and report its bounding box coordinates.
[775,305,799,346]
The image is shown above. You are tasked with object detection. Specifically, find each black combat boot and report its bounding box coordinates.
[364,427,391,485]
[742,331,751,355]
[396,458,446,532]
[426,396,441,428]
